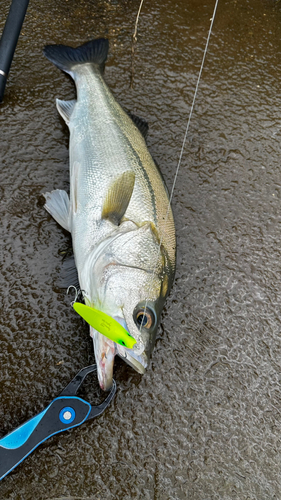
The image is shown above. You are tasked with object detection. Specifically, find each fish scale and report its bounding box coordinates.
[43,38,176,390]
[70,65,170,269]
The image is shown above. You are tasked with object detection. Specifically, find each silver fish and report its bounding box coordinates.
[43,39,176,390]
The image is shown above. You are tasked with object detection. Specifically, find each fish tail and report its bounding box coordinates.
[43,38,109,75]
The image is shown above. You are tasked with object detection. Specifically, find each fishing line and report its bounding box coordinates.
[131,0,145,88]
[140,0,219,333]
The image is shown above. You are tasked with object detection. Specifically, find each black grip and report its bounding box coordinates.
[0,396,90,481]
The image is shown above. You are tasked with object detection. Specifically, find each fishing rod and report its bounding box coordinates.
[0,0,30,102]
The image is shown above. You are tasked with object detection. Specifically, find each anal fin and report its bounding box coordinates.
[56,99,76,125]
[44,189,71,231]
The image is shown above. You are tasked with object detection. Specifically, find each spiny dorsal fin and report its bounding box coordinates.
[56,99,76,125]
[127,111,149,140]
[101,171,135,225]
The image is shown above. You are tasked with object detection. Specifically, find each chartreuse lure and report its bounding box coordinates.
[73,303,136,349]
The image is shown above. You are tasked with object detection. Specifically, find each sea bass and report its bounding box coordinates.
[43,39,176,390]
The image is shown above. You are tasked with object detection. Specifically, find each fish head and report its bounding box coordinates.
[82,221,174,390]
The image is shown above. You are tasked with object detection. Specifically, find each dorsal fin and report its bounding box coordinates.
[127,111,149,140]
[101,171,135,225]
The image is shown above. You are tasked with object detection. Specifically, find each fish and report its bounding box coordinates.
[43,38,176,390]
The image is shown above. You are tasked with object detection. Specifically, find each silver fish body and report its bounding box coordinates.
[43,39,176,390]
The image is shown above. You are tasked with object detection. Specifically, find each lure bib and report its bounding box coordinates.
[73,303,136,349]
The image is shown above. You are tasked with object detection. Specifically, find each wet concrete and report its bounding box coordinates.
[1,0,281,498]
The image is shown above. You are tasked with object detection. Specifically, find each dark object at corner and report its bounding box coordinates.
[0,0,29,102]
[0,365,116,481]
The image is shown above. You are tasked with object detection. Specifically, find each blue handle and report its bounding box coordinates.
[0,396,91,480]
[0,408,48,450]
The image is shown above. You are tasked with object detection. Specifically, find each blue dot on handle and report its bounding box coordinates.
[59,407,76,424]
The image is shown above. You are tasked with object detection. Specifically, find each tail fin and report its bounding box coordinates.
[43,38,109,75]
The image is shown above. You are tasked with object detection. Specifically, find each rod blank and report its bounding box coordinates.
[0,0,30,102]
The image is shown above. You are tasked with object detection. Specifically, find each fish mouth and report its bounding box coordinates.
[90,318,147,390]
[113,315,147,374]
[115,344,147,374]
[90,326,116,391]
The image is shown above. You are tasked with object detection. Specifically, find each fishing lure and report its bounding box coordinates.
[73,303,136,349]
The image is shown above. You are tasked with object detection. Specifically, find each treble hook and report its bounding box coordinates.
[67,286,87,305]
[67,285,79,305]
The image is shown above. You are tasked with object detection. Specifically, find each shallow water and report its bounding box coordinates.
[1,0,281,498]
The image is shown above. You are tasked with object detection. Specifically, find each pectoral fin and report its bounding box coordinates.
[101,171,135,225]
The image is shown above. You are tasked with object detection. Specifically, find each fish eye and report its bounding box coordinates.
[134,307,155,330]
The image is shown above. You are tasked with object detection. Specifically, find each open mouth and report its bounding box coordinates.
[115,343,147,374]
[90,327,116,391]
[113,315,147,373]
[90,317,147,390]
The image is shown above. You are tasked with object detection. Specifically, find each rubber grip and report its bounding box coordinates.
[0,396,91,480]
